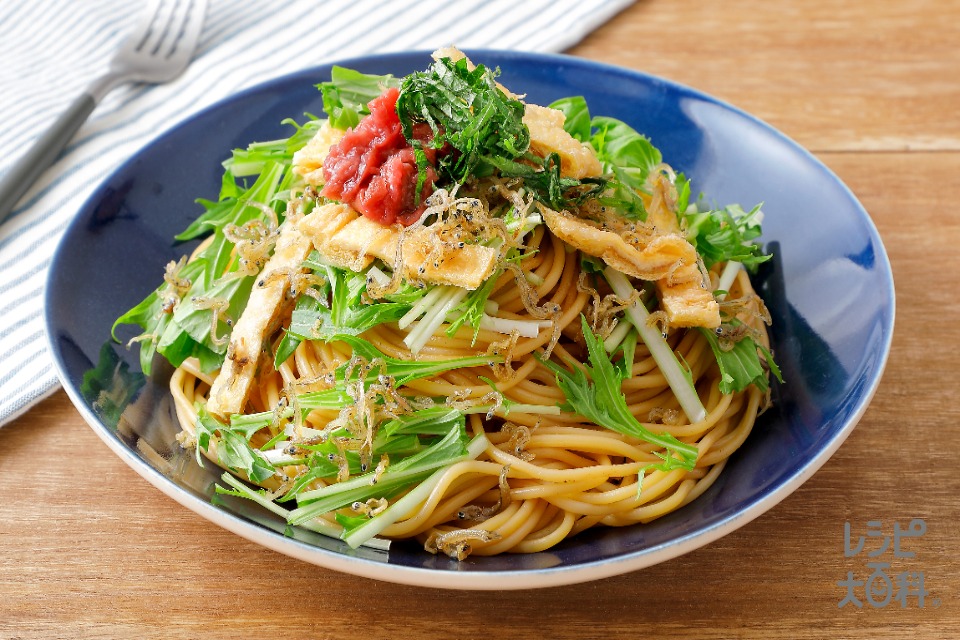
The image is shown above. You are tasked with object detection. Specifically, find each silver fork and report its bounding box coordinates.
[0,0,208,223]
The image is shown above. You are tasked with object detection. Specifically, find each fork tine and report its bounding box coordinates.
[126,0,167,54]
[160,0,206,61]
[164,0,207,60]
[127,0,205,60]
[149,0,184,57]
[140,0,180,55]
[140,0,177,55]
[106,0,206,86]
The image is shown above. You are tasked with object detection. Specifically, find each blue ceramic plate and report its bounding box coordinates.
[46,50,894,589]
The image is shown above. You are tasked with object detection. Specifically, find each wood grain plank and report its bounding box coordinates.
[576,0,960,153]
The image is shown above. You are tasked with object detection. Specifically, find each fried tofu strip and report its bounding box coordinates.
[291,122,347,186]
[206,222,314,418]
[297,202,373,271]
[645,175,720,328]
[523,103,603,179]
[541,207,697,279]
[299,203,498,290]
[541,183,720,329]
[657,278,720,328]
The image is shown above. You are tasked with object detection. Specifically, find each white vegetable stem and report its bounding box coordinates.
[217,473,391,551]
[259,449,302,466]
[398,285,447,330]
[603,267,707,423]
[603,318,633,353]
[477,314,550,338]
[404,286,468,354]
[715,261,742,301]
[366,265,392,288]
[342,434,490,549]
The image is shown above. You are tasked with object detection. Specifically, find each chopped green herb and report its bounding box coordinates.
[396,57,529,185]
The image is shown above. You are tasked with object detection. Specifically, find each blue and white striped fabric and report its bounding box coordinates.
[0,0,633,426]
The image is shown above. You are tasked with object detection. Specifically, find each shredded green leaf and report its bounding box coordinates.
[547,98,652,218]
[114,160,290,374]
[288,421,469,525]
[334,335,500,387]
[319,66,400,130]
[445,267,501,343]
[699,325,782,394]
[684,203,770,270]
[547,96,591,142]
[195,408,275,483]
[542,316,699,473]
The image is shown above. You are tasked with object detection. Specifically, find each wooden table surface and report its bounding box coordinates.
[3,1,958,637]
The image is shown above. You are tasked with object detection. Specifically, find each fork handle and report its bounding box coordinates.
[0,91,97,224]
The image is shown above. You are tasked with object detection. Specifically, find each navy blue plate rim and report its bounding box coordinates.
[45,49,895,590]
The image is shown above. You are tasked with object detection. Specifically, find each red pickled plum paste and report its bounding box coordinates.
[321,87,441,226]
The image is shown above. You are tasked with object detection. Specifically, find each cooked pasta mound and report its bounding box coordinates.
[118,48,779,559]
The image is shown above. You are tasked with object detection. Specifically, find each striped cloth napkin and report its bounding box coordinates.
[0,0,633,426]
